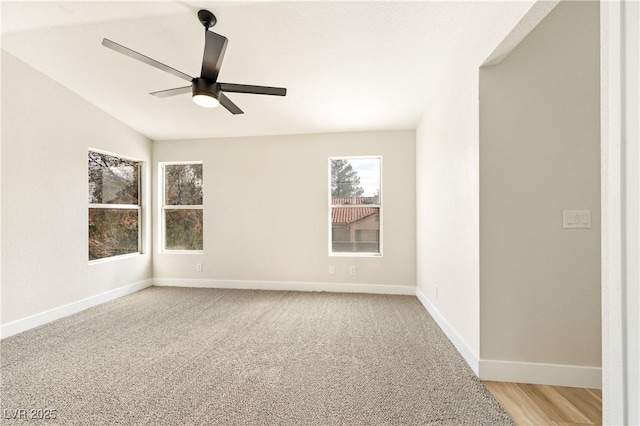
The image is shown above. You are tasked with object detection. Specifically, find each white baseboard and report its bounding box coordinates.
[479,359,602,389]
[414,289,602,389]
[1,279,153,339]
[415,287,480,375]
[153,278,416,296]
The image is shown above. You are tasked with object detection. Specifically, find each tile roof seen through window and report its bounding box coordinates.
[331,197,379,205]
[331,197,379,225]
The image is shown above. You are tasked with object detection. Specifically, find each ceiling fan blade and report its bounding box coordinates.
[218,83,287,96]
[201,31,228,82]
[219,93,243,115]
[150,86,192,98]
[102,38,193,83]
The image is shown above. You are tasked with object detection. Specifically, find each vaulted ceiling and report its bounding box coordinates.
[2,1,530,141]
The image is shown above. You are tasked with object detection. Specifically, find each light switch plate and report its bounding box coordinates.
[563,210,591,229]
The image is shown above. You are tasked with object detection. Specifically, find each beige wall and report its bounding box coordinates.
[153,131,416,288]
[479,0,601,368]
[1,51,153,325]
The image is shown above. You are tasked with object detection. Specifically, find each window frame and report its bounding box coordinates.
[328,155,383,257]
[159,161,204,254]
[88,149,143,263]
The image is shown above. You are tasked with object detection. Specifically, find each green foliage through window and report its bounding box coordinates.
[162,163,203,251]
[165,210,203,250]
[88,151,141,260]
[331,159,364,197]
[89,209,139,260]
[164,164,203,205]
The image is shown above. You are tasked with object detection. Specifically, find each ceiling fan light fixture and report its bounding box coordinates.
[192,77,220,108]
[193,93,220,108]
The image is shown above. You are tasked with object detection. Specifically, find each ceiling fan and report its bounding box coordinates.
[102,9,286,114]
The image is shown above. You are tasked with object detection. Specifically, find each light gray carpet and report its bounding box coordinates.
[1,287,513,425]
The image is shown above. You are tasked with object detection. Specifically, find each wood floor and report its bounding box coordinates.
[484,381,602,425]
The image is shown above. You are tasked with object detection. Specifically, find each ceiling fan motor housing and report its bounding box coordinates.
[192,78,219,99]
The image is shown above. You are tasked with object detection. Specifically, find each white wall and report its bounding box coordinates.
[415,67,482,367]
[152,131,416,292]
[1,51,153,332]
[415,2,535,372]
[479,1,601,386]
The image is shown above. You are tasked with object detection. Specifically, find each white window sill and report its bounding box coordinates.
[89,252,143,265]
[329,253,383,258]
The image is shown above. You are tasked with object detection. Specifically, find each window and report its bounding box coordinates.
[161,163,203,251]
[88,151,141,261]
[329,156,381,256]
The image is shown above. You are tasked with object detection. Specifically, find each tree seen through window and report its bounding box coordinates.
[88,151,140,260]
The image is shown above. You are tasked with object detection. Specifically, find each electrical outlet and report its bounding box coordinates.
[329,265,336,275]
[349,266,357,276]
[196,263,203,272]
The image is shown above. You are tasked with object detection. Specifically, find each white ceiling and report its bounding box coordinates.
[2,1,516,141]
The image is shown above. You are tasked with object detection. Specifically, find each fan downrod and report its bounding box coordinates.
[198,10,217,29]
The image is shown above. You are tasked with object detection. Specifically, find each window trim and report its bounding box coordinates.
[328,155,383,258]
[88,149,143,263]
[159,161,204,254]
